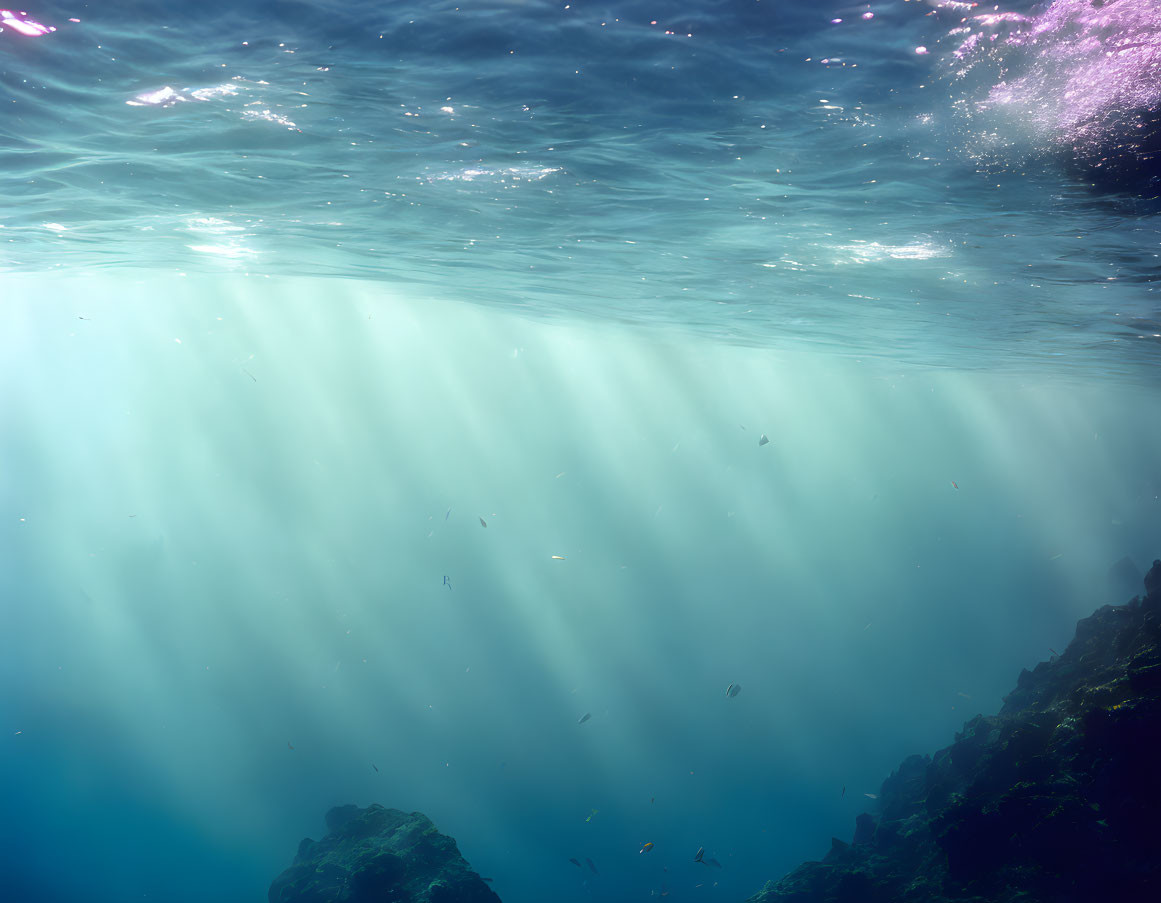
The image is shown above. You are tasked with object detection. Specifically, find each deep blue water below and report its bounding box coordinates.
[1,2,1159,902]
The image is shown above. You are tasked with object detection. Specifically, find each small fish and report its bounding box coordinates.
[551,555,565,560]
[242,368,257,382]
[287,741,295,750]
[586,858,599,874]
[725,683,741,698]
[443,575,452,590]
[372,763,379,772]
[864,793,878,799]
[568,858,581,868]
[585,809,598,822]
[578,712,591,724]
[694,847,705,863]
[651,797,655,804]
[1049,647,1060,658]
[640,842,655,853]
[1049,552,1064,561]
[479,516,487,528]
[951,481,959,490]
[841,785,846,799]
[758,434,770,446]
[445,507,452,521]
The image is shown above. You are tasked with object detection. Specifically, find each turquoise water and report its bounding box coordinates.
[2,3,1159,902]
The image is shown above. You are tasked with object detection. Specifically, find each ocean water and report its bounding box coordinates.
[1,2,1159,902]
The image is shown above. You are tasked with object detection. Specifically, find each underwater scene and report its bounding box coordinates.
[2,1,1160,902]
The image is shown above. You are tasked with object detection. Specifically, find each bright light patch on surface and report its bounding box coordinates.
[242,109,298,129]
[184,217,245,235]
[834,241,951,263]
[427,165,562,183]
[189,84,239,102]
[128,83,238,107]
[1,9,55,36]
[127,86,185,107]
[187,244,257,259]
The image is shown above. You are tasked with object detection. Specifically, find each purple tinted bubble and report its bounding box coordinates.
[863,12,874,20]
[831,18,843,25]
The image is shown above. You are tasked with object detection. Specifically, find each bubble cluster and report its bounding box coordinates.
[950,0,1161,190]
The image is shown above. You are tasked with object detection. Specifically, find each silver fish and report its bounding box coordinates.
[726,683,741,698]
[578,712,592,724]
[694,847,705,863]
[758,434,770,446]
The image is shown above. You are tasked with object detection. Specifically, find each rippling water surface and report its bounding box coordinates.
[3,0,1158,376]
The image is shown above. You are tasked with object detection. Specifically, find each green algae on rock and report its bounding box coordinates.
[269,804,501,903]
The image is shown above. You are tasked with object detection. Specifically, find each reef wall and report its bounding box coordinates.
[746,559,1161,903]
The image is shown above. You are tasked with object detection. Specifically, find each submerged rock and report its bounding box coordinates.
[269,804,501,903]
[747,559,1161,903]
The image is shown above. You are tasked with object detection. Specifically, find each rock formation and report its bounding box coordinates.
[747,559,1161,903]
[269,804,501,903]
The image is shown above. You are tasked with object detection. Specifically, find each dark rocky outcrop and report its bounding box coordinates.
[747,559,1161,903]
[269,804,501,903]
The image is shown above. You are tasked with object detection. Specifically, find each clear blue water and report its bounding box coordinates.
[1,2,1159,902]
